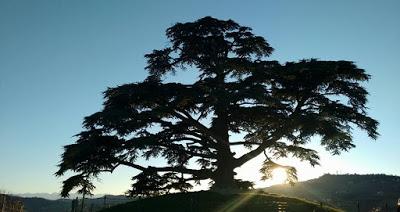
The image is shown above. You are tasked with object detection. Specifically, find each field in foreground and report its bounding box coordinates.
[100,191,341,212]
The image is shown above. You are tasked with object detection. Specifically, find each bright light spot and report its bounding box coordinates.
[270,168,287,185]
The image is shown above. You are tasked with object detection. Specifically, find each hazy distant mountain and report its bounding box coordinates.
[264,174,400,212]
[14,192,110,200]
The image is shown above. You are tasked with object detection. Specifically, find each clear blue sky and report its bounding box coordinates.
[1,0,399,195]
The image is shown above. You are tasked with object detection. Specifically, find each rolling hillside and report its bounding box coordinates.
[100,191,341,212]
[264,174,400,211]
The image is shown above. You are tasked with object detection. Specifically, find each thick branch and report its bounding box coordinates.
[229,141,262,146]
[234,141,275,167]
[115,158,212,178]
[114,159,147,171]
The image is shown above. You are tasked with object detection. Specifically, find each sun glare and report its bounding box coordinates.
[270,168,287,185]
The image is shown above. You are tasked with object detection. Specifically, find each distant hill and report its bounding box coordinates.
[10,195,130,212]
[264,174,400,212]
[100,191,341,212]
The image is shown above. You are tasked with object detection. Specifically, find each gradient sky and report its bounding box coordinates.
[1,0,399,195]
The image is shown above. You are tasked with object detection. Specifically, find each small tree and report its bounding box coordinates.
[56,16,378,196]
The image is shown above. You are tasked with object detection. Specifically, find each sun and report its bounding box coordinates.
[270,168,288,185]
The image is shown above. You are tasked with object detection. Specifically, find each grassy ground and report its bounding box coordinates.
[100,191,342,212]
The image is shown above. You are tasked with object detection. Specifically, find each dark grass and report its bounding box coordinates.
[100,191,342,212]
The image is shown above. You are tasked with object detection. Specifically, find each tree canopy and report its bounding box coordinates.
[56,16,378,197]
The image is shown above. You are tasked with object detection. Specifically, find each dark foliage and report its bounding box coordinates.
[56,16,378,197]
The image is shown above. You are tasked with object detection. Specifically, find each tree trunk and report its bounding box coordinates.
[213,156,236,191]
[212,113,236,191]
[211,71,237,192]
[80,193,85,212]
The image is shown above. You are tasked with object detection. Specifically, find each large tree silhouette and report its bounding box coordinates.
[56,16,378,197]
